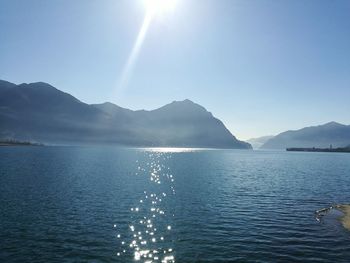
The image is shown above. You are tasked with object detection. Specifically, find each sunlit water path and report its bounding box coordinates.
[115,151,176,262]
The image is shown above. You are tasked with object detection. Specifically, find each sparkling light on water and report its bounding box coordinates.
[115,151,175,262]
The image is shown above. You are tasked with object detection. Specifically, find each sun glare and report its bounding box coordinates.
[144,0,177,16]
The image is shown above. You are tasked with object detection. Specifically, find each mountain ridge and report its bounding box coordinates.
[261,122,350,149]
[247,135,275,149]
[0,80,251,149]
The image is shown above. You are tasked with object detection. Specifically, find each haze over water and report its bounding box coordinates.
[1,146,350,262]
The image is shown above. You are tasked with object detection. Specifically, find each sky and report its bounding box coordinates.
[1,0,350,140]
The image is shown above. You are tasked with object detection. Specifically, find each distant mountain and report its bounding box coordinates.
[247,135,274,149]
[261,122,350,149]
[0,80,16,89]
[0,80,251,149]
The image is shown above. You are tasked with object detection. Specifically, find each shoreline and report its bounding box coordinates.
[315,204,350,231]
[0,142,44,147]
[287,147,350,153]
[336,205,350,231]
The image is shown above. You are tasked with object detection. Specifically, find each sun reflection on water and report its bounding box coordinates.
[141,147,207,153]
[115,151,176,262]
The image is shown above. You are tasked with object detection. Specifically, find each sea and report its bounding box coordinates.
[1,146,350,262]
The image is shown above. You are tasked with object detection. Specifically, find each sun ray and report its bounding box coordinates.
[115,0,178,98]
[117,12,153,95]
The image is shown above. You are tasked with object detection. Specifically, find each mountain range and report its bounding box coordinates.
[247,136,274,149]
[261,122,350,149]
[0,80,251,149]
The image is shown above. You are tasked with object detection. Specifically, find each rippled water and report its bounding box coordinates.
[1,147,350,262]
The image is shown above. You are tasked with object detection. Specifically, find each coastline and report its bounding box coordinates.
[287,147,350,153]
[336,205,350,231]
[315,204,350,231]
[0,141,44,147]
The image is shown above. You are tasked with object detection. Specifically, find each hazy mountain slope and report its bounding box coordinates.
[0,80,251,149]
[261,122,350,149]
[0,82,114,143]
[0,80,16,89]
[93,100,251,148]
[137,100,251,148]
[247,135,274,149]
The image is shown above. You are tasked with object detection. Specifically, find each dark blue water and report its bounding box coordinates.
[1,147,350,262]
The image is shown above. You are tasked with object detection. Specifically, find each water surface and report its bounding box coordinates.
[1,147,350,262]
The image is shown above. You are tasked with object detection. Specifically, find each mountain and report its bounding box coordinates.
[247,135,274,149]
[0,80,251,149]
[0,80,16,89]
[261,122,350,149]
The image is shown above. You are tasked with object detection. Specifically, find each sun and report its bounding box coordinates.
[143,0,177,16]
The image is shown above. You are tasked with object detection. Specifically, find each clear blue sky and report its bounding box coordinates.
[1,0,349,140]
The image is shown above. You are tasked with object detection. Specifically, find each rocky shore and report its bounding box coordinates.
[315,204,350,231]
[336,205,350,231]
